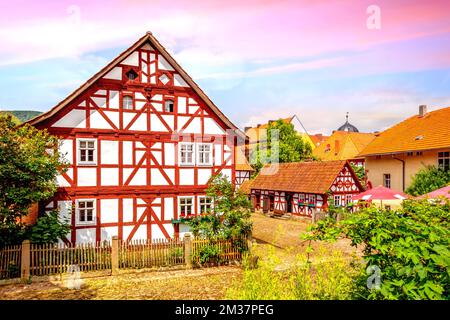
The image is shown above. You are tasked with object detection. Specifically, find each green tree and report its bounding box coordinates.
[405,165,450,196]
[29,210,71,244]
[250,119,312,172]
[187,174,253,240]
[304,199,450,300]
[0,116,68,246]
[350,162,366,188]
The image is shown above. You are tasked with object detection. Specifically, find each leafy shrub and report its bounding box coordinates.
[29,210,71,244]
[406,165,450,196]
[305,199,450,300]
[193,243,222,266]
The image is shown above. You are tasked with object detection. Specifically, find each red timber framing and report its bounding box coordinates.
[249,162,363,218]
[235,170,251,187]
[29,33,244,244]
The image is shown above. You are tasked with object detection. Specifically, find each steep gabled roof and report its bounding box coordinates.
[26,32,244,137]
[250,160,358,194]
[359,106,450,156]
[313,131,375,161]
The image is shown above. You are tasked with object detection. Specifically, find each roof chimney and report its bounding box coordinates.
[419,105,427,117]
[244,126,252,132]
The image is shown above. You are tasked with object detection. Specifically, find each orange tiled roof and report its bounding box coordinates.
[250,160,350,194]
[238,179,253,195]
[359,106,450,156]
[309,134,329,147]
[313,131,375,161]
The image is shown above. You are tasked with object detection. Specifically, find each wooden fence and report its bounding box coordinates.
[119,238,184,269]
[0,245,21,280]
[0,234,250,282]
[30,242,112,276]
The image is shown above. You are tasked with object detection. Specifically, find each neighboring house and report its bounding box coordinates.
[359,105,450,191]
[309,133,329,148]
[235,146,254,187]
[26,32,244,244]
[245,115,317,152]
[313,131,376,167]
[243,160,364,217]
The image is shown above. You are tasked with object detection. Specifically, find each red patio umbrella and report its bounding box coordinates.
[418,185,450,200]
[353,185,408,201]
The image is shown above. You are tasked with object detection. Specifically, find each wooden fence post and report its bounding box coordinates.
[246,233,253,254]
[21,240,30,282]
[184,234,192,269]
[111,236,119,275]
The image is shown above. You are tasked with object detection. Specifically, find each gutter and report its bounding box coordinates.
[393,156,405,191]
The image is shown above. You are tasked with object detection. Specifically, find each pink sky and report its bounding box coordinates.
[1,0,449,133]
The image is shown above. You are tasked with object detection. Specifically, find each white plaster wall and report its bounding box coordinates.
[100,199,119,223]
[150,114,169,132]
[183,118,201,134]
[221,169,232,182]
[129,114,147,131]
[103,67,122,80]
[198,168,212,185]
[152,224,174,239]
[76,228,96,244]
[52,109,86,128]
[104,111,119,128]
[174,74,189,87]
[101,227,118,242]
[158,55,175,71]
[57,200,72,223]
[101,140,119,164]
[109,91,119,109]
[179,224,192,238]
[161,115,174,131]
[56,174,71,187]
[121,51,139,66]
[179,169,195,185]
[204,118,225,135]
[92,96,106,108]
[214,144,222,165]
[164,197,174,220]
[89,110,113,129]
[59,139,73,164]
[177,97,187,114]
[122,198,134,223]
[124,168,146,185]
[101,168,119,186]
[150,168,169,185]
[77,168,97,186]
[122,141,133,165]
[164,143,175,165]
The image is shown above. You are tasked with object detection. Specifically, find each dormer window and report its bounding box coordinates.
[123,95,133,110]
[126,70,138,80]
[165,100,174,113]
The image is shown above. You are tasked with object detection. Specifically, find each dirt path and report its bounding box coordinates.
[0,266,241,300]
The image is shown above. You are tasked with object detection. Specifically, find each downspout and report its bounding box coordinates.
[393,156,405,191]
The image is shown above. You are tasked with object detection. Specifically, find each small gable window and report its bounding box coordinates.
[165,100,174,113]
[126,70,138,80]
[123,95,133,110]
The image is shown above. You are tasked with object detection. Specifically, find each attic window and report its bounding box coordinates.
[415,135,424,140]
[126,70,138,80]
[165,100,174,113]
[123,95,133,110]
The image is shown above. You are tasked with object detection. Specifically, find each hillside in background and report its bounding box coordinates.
[0,110,42,123]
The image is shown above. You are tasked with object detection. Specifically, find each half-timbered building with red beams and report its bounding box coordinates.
[27,32,245,244]
[244,160,364,217]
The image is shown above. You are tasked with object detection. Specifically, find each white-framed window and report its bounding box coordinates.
[165,100,174,113]
[75,199,96,225]
[438,151,450,171]
[197,143,212,166]
[179,142,195,166]
[198,196,213,214]
[77,139,97,165]
[123,95,133,110]
[126,70,138,80]
[383,174,391,189]
[309,195,316,205]
[334,195,341,207]
[345,194,352,205]
[179,196,194,216]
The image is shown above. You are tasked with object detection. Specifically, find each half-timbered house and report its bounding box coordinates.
[27,32,245,243]
[245,160,364,217]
